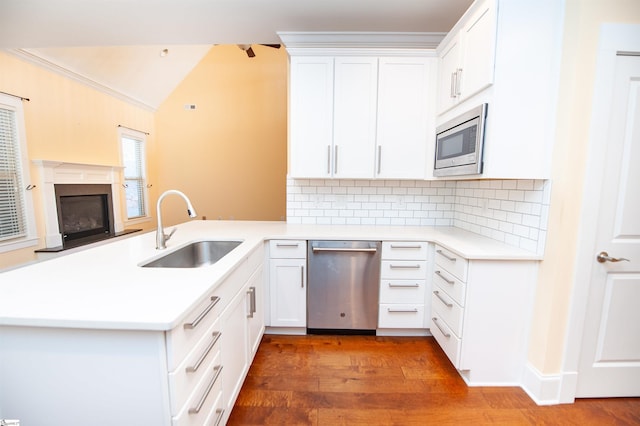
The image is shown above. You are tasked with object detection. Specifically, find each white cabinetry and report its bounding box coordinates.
[289,54,436,180]
[268,240,307,329]
[429,244,537,384]
[378,241,430,334]
[435,0,564,179]
[437,0,497,114]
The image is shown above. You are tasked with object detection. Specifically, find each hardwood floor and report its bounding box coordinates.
[228,335,640,425]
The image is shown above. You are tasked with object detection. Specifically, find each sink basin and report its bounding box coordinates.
[141,240,242,268]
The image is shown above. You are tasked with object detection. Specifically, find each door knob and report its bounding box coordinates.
[596,251,630,263]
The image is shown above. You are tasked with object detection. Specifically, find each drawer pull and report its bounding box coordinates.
[433,290,453,308]
[184,296,220,329]
[388,282,420,288]
[214,408,225,426]
[432,317,451,338]
[276,242,300,247]
[387,307,419,313]
[186,332,221,373]
[390,244,422,249]
[435,270,455,285]
[189,365,223,415]
[389,263,421,269]
[436,249,457,262]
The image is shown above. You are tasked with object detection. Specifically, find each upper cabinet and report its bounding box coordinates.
[435,0,564,179]
[437,0,497,114]
[287,47,437,180]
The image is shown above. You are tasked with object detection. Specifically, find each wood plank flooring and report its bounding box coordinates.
[228,334,640,425]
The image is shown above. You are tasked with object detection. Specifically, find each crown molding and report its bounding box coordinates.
[277,31,446,50]
[5,48,156,112]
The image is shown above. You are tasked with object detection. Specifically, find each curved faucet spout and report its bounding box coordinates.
[156,190,197,249]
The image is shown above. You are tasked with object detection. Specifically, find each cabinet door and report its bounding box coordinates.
[333,56,378,178]
[459,0,496,100]
[221,288,249,416]
[269,258,306,327]
[376,57,434,179]
[437,35,461,114]
[289,56,334,178]
[246,265,264,358]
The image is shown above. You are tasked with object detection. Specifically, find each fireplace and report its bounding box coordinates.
[54,184,115,248]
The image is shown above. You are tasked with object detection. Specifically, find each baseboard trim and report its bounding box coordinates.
[521,363,577,405]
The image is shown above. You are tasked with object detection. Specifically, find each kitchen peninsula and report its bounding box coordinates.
[0,220,539,425]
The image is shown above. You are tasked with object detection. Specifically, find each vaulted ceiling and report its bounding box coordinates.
[0,0,473,110]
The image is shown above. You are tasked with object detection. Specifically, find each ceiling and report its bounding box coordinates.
[0,0,474,110]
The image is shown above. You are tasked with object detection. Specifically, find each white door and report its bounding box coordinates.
[576,54,640,397]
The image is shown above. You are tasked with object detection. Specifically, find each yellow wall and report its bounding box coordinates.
[528,0,640,374]
[0,51,156,269]
[154,45,288,227]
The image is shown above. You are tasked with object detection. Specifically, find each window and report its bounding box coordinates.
[119,129,148,220]
[0,94,36,252]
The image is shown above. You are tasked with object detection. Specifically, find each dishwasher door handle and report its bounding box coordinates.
[311,247,378,253]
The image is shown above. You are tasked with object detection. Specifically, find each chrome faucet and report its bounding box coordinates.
[156,189,197,249]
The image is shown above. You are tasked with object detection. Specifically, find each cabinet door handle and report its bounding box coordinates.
[183,296,220,329]
[435,270,455,285]
[377,145,382,174]
[334,145,338,174]
[450,72,456,98]
[432,317,451,338]
[436,249,457,262]
[433,290,453,308]
[388,282,420,288]
[455,68,463,96]
[301,265,305,288]
[389,263,421,269]
[186,332,222,373]
[387,307,419,313]
[188,365,223,415]
[246,286,256,318]
[327,145,331,174]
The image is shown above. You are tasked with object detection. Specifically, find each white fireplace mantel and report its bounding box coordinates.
[33,160,125,248]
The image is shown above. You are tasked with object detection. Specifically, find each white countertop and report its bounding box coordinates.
[0,221,539,331]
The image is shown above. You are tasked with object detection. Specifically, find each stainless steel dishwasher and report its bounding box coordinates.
[307,240,381,333]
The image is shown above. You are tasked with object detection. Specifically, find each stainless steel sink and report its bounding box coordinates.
[141,240,242,268]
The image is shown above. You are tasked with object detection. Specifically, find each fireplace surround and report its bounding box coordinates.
[33,160,129,249]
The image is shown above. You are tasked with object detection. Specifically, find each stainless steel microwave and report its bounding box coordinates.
[434,103,488,177]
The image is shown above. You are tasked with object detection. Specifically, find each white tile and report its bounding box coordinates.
[517,180,535,190]
[502,180,517,190]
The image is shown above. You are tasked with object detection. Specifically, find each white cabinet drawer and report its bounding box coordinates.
[166,264,244,371]
[172,358,223,426]
[381,260,427,279]
[381,241,428,260]
[434,245,468,282]
[431,290,464,338]
[430,314,461,368]
[379,279,426,304]
[168,325,222,415]
[378,304,425,328]
[432,267,466,307]
[269,240,306,258]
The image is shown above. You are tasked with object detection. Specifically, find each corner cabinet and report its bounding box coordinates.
[429,245,537,385]
[435,0,564,179]
[288,54,436,180]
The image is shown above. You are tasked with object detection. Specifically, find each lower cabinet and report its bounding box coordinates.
[268,240,307,329]
[429,245,537,384]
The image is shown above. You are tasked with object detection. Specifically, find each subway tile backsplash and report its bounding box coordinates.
[286,178,551,255]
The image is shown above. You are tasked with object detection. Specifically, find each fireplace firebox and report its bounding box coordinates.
[54,184,115,248]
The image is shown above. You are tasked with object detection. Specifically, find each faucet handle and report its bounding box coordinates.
[165,228,177,242]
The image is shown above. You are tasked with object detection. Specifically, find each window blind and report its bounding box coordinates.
[0,106,27,241]
[122,136,146,218]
